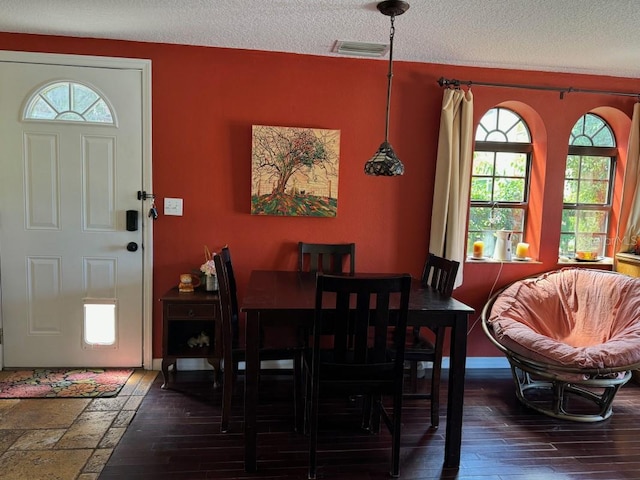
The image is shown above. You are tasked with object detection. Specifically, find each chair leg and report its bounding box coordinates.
[207,358,221,388]
[430,327,445,428]
[369,394,382,433]
[390,390,402,477]
[409,361,418,393]
[303,367,311,436]
[221,357,233,433]
[308,383,320,479]
[294,351,304,433]
[360,394,376,431]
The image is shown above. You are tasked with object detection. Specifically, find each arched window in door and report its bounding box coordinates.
[23,81,115,124]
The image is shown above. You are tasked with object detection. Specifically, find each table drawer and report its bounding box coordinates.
[166,303,216,319]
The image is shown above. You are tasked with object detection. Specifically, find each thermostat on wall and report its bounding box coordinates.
[164,197,183,216]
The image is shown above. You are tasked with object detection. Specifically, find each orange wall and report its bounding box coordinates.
[2,33,639,359]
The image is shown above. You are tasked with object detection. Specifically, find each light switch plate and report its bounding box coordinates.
[164,197,183,216]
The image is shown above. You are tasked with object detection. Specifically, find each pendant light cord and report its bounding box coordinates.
[384,15,396,143]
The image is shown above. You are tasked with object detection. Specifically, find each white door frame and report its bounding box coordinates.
[0,50,153,370]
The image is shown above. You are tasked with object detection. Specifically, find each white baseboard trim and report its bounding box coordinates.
[151,358,288,371]
[450,356,510,369]
[151,356,510,371]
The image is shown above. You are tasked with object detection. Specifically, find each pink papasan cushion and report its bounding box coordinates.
[488,268,640,370]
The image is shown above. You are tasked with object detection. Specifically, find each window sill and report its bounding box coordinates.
[556,256,614,271]
[465,257,542,264]
[465,256,614,271]
[557,256,613,266]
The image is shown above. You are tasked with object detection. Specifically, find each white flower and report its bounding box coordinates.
[200,259,216,277]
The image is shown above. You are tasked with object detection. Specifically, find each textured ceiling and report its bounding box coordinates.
[2,0,640,78]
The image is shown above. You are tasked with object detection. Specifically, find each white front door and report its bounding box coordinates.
[0,52,152,368]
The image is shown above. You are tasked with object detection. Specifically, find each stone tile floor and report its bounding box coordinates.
[0,369,158,480]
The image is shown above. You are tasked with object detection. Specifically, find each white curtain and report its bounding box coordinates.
[429,88,474,289]
[617,103,640,254]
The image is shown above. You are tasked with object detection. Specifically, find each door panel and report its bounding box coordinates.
[0,59,145,367]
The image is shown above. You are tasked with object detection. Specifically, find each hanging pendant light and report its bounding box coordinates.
[364,0,410,177]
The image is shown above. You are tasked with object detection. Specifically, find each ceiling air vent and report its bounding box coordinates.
[333,40,389,58]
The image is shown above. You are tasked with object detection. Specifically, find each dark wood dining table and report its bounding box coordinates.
[240,270,475,472]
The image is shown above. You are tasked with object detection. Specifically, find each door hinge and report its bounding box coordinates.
[0,328,3,345]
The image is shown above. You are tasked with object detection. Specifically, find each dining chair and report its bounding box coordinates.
[298,242,355,274]
[297,241,357,392]
[304,272,412,479]
[214,246,304,433]
[404,253,460,428]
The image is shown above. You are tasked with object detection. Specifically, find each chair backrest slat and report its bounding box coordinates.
[421,253,460,297]
[371,292,391,362]
[299,242,356,274]
[314,273,411,369]
[213,252,234,355]
[218,246,240,346]
[220,246,239,316]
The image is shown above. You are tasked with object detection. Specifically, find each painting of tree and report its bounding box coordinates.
[251,125,340,216]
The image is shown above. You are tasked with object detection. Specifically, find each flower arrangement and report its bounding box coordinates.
[201,246,216,277]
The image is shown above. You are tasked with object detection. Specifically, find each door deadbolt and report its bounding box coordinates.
[126,242,138,252]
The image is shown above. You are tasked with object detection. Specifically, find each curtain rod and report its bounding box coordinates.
[437,76,640,100]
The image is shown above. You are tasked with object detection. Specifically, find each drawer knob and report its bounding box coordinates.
[188,309,195,317]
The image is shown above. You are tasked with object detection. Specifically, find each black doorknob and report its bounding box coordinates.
[126,242,138,252]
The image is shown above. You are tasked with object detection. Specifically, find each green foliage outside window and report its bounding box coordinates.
[468,108,531,257]
[560,114,615,256]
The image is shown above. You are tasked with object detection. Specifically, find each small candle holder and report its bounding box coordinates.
[515,242,530,259]
[472,241,484,259]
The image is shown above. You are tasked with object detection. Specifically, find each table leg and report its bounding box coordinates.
[244,311,260,472]
[444,312,467,468]
[161,358,174,389]
[207,358,221,388]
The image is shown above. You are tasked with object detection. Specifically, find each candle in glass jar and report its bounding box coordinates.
[516,242,529,259]
[472,241,484,258]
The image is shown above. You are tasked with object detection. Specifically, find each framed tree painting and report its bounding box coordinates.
[251,125,340,216]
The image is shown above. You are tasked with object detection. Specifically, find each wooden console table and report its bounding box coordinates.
[615,252,640,278]
[160,287,221,388]
[615,253,640,384]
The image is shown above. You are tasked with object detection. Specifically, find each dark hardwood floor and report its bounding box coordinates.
[99,368,640,479]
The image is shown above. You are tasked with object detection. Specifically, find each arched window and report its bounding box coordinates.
[560,113,616,258]
[468,107,532,257]
[24,81,114,124]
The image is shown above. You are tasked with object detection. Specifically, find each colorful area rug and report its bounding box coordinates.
[0,368,134,398]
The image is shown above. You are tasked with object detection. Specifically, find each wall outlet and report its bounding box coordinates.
[164,197,183,216]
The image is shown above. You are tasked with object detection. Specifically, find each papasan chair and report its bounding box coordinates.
[482,268,640,422]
